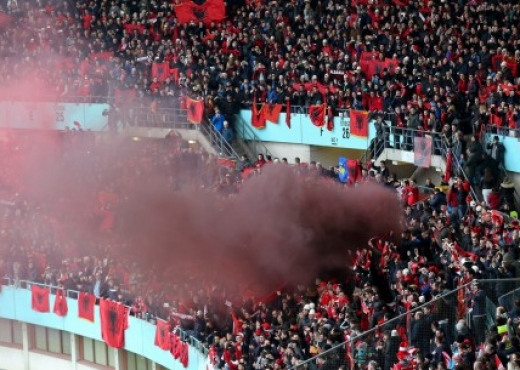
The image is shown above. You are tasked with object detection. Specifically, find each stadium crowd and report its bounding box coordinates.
[0,129,517,370]
[0,0,520,369]
[1,0,520,133]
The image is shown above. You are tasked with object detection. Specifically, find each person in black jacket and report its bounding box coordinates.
[411,311,431,357]
[487,136,506,169]
[470,282,487,346]
[383,330,401,370]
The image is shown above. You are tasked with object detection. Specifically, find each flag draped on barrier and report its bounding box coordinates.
[414,136,432,168]
[100,299,127,348]
[31,285,50,313]
[78,292,96,322]
[349,110,369,137]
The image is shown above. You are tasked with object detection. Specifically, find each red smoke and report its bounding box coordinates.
[117,164,403,295]
[0,122,402,298]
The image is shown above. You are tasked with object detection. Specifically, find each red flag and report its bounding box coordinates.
[154,320,171,350]
[414,136,432,168]
[383,58,399,74]
[186,98,204,124]
[174,0,225,25]
[123,23,145,34]
[152,62,171,82]
[78,292,96,322]
[285,101,291,128]
[53,289,68,317]
[100,299,126,348]
[172,334,182,359]
[309,104,326,127]
[251,103,266,129]
[31,285,50,313]
[347,159,360,184]
[264,104,283,124]
[326,106,334,131]
[349,110,369,137]
[180,342,189,368]
[444,151,453,183]
[170,333,179,359]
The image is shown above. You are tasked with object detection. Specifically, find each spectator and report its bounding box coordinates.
[211,110,225,134]
[487,136,506,169]
[222,121,234,146]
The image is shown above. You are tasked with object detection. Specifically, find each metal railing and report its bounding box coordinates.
[365,126,483,201]
[483,124,520,139]
[235,113,273,159]
[0,278,209,356]
[200,117,240,159]
[366,126,446,160]
[439,135,481,202]
[290,278,520,370]
[290,280,474,370]
[128,106,189,130]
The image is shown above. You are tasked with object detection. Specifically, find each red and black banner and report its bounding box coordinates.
[31,285,50,313]
[151,62,171,82]
[174,0,225,25]
[264,104,282,124]
[180,342,189,368]
[309,104,326,127]
[78,292,96,322]
[100,299,126,349]
[186,98,204,124]
[53,288,68,317]
[154,320,171,350]
[251,103,266,129]
[349,110,369,138]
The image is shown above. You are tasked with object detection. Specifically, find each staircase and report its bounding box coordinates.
[234,114,273,160]
[364,127,481,202]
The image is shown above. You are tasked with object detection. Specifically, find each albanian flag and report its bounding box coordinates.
[309,104,326,127]
[186,98,204,124]
[78,292,96,322]
[174,0,225,25]
[151,62,171,82]
[171,333,182,359]
[180,342,189,368]
[31,285,50,313]
[100,299,127,348]
[251,102,266,129]
[53,288,68,317]
[264,103,282,124]
[155,320,171,350]
[349,110,369,137]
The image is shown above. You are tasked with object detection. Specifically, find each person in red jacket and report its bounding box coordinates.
[404,179,419,207]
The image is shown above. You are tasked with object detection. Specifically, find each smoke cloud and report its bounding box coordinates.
[117,164,403,296]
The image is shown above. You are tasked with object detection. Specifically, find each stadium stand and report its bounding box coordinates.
[0,0,520,369]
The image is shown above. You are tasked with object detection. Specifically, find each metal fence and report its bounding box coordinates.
[127,106,189,130]
[290,278,520,370]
